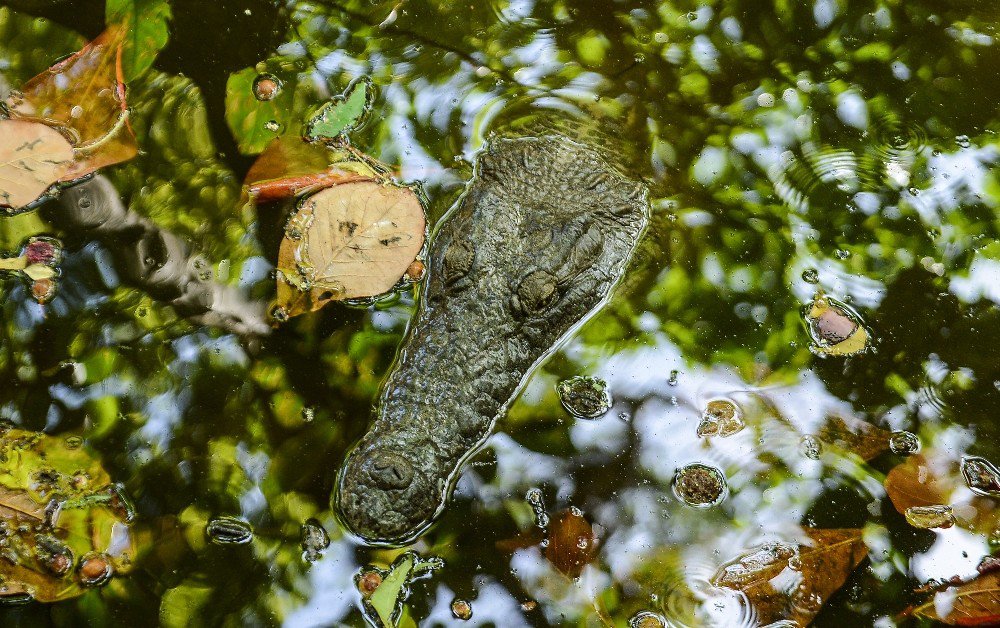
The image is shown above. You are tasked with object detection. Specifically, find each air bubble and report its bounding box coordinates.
[252,74,282,101]
[205,516,254,545]
[801,268,819,284]
[451,598,473,620]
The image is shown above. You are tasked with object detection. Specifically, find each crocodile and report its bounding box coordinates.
[334,121,650,545]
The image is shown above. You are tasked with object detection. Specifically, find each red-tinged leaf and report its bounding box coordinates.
[5,26,137,181]
[249,171,374,204]
[913,570,1000,626]
[0,120,74,210]
[884,454,955,515]
[244,135,376,203]
[712,528,868,625]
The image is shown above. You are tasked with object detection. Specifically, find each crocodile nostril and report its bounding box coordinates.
[365,452,415,490]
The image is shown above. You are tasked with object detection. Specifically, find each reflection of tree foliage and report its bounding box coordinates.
[1,0,1000,624]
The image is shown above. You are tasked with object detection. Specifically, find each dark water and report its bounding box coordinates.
[1,0,1000,625]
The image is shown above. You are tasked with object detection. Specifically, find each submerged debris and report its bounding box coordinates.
[889,430,921,455]
[799,435,824,460]
[803,295,871,357]
[357,551,443,628]
[300,518,331,562]
[696,398,745,437]
[556,376,612,419]
[672,463,728,508]
[905,505,955,529]
[205,516,254,546]
[961,456,1000,497]
[451,598,473,620]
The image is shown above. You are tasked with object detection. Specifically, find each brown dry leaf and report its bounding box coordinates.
[0,120,74,209]
[818,414,890,461]
[884,454,955,515]
[712,528,868,625]
[544,509,599,578]
[5,26,137,182]
[913,570,1000,626]
[275,181,426,317]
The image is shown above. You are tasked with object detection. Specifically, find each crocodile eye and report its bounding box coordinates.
[443,240,475,284]
[515,270,559,314]
[364,451,414,490]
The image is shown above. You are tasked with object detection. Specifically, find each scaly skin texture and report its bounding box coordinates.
[335,133,649,545]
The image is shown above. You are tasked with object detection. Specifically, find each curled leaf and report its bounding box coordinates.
[275,180,426,318]
[243,135,376,204]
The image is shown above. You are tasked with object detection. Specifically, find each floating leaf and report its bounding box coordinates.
[884,454,955,515]
[712,528,868,625]
[274,180,426,318]
[0,427,135,603]
[5,26,138,182]
[358,552,442,628]
[913,570,1000,625]
[305,77,374,142]
[0,120,74,209]
[105,0,172,80]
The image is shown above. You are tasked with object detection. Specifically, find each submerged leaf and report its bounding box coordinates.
[275,180,426,318]
[305,77,374,142]
[817,414,890,461]
[884,454,954,516]
[0,120,74,209]
[0,427,135,603]
[105,0,172,80]
[712,528,868,625]
[544,508,599,577]
[5,26,138,181]
[913,570,1000,625]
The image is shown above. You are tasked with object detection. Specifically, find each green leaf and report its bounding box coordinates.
[225,64,301,155]
[305,77,374,142]
[105,0,172,80]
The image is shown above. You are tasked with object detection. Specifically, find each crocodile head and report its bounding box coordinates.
[335,132,649,545]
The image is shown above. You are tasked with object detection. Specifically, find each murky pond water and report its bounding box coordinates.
[1,0,1000,625]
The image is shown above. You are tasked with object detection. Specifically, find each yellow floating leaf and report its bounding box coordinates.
[275,180,426,319]
[0,120,74,210]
